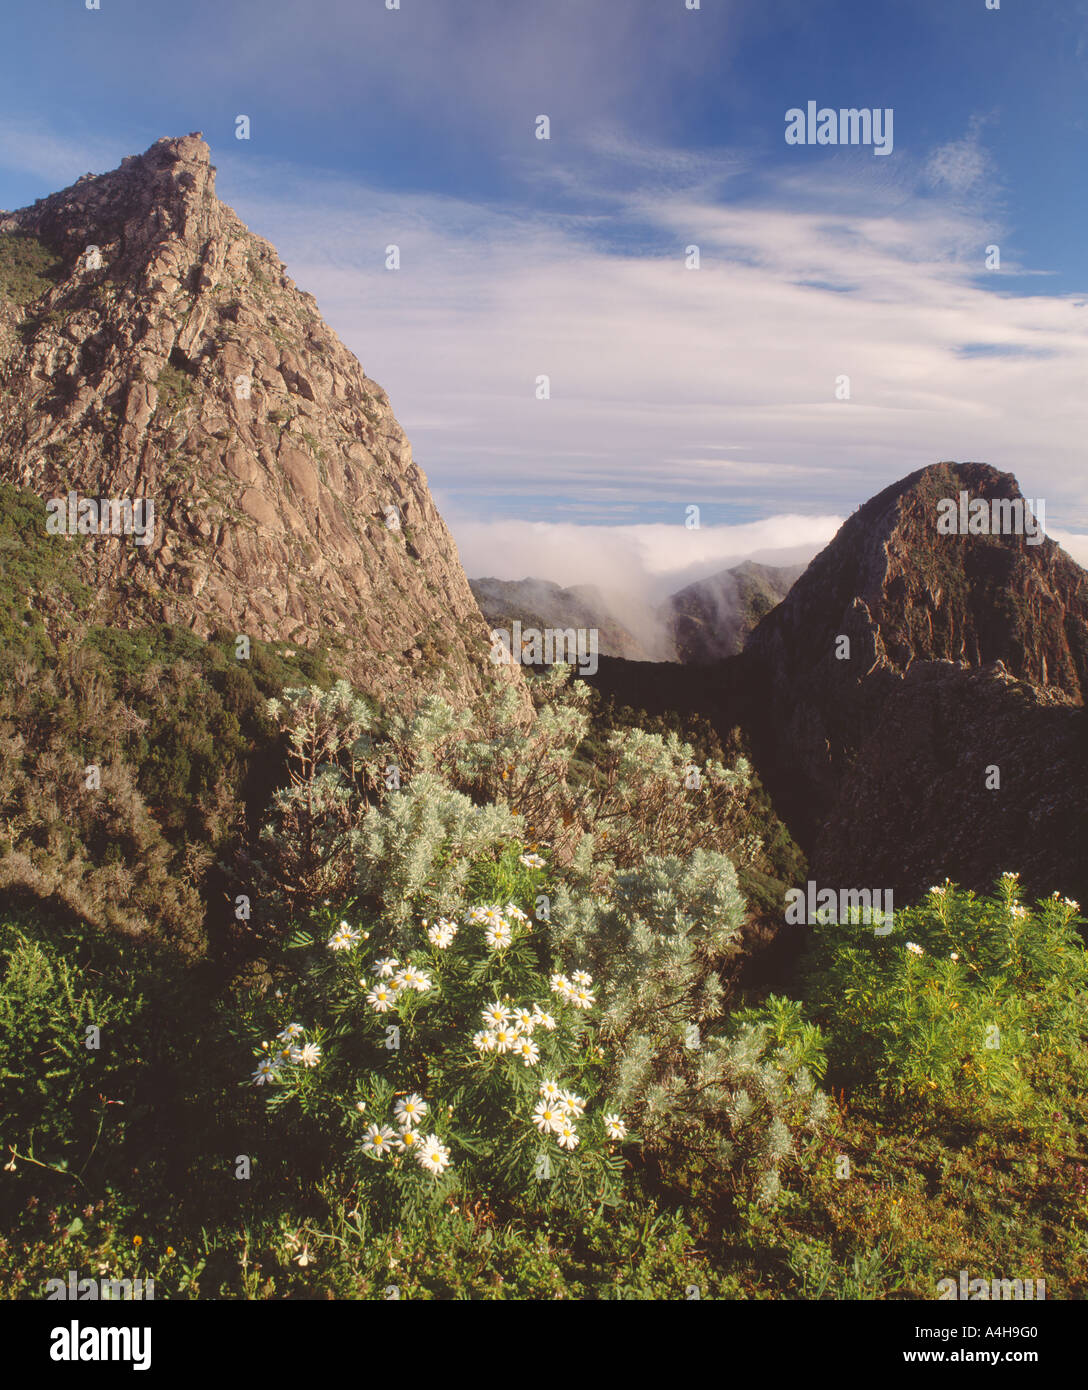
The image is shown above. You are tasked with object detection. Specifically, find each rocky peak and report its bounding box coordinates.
[7,135,217,267]
[768,460,1088,700]
[0,135,512,707]
[741,461,1088,906]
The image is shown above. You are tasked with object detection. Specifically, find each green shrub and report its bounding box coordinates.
[0,912,145,1188]
[802,874,1088,1144]
[0,232,63,305]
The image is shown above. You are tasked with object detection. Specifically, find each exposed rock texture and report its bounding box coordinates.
[743,461,1088,905]
[0,133,508,707]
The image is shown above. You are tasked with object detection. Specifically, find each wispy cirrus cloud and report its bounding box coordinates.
[925,116,998,198]
[214,133,1088,548]
[5,101,1088,589]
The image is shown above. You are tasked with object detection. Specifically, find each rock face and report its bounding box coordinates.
[743,461,1088,905]
[0,133,506,707]
[667,560,806,663]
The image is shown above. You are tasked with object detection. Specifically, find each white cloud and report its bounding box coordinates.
[1047,528,1088,570]
[10,111,1088,593]
[925,116,998,197]
[216,144,1088,546]
[445,512,840,598]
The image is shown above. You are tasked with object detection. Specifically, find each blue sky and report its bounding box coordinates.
[3,0,1087,590]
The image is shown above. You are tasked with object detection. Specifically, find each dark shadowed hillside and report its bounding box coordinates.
[588,462,1088,911]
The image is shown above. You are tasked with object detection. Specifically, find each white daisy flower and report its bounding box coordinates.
[251,1058,281,1085]
[1008,904,1028,919]
[416,1135,452,1176]
[603,1114,627,1141]
[559,1090,586,1118]
[570,986,595,1010]
[555,1118,579,1151]
[374,957,399,978]
[512,1008,535,1033]
[367,985,396,1013]
[482,1002,512,1029]
[905,941,924,956]
[426,918,458,948]
[466,905,490,926]
[472,1030,497,1053]
[571,970,593,987]
[327,925,360,951]
[492,1025,517,1053]
[394,1094,427,1128]
[394,1128,422,1153]
[505,902,530,923]
[539,1078,562,1101]
[362,1124,397,1158]
[485,921,513,951]
[479,905,504,926]
[277,1023,305,1042]
[550,973,573,999]
[532,1100,565,1133]
[290,1042,322,1068]
[519,853,545,869]
[515,1038,541,1067]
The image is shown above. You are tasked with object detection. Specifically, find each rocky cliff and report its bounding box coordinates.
[743,460,1088,905]
[0,133,505,707]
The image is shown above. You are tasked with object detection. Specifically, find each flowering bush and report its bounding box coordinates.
[245,844,628,1227]
[246,678,830,1217]
[545,847,830,1205]
[803,874,1088,1143]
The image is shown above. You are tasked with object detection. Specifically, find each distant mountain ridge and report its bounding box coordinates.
[667,559,806,662]
[469,576,659,661]
[471,560,806,664]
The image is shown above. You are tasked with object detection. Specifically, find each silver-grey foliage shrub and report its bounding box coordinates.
[257,676,828,1204]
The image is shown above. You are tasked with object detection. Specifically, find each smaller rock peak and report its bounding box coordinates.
[146,133,212,168]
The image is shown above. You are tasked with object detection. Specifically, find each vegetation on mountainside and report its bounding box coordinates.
[0,479,1085,1298]
[0,232,64,306]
